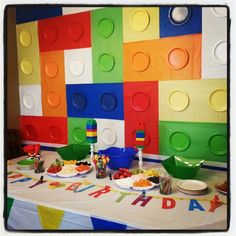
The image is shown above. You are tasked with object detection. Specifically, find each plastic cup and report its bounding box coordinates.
[159,173,172,195]
[34,157,45,173]
[95,165,107,179]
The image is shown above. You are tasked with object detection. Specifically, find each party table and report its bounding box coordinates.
[6,151,228,230]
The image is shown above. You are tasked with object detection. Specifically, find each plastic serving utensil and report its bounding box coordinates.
[10,177,32,183]
[29,176,46,188]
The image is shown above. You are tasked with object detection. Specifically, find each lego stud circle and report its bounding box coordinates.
[49,126,62,142]
[102,128,117,145]
[208,89,227,112]
[46,92,61,108]
[98,18,114,38]
[73,127,86,143]
[72,93,87,110]
[20,58,33,75]
[132,51,150,72]
[168,90,189,112]
[213,40,227,65]
[131,92,150,112]
[100,93,117,111]
[19,29,32,47]
[45,61,58,78]
[99,53,115,72]
[69,59,85,76]
[130,9,150,32]
[167,48,189,70]
[169,131,190,151]
[25,125,37,139]
[23,94,35,109]
[68,23,83,41]
[43,27,58,44]
[211,7,227,17]
[169,7,191,25]
[208,134,227,155]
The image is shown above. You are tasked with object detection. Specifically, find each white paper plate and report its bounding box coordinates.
[177,180,208,191]
[177,186,208,195]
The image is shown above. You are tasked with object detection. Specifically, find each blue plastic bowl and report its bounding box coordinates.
[98,147,138,170]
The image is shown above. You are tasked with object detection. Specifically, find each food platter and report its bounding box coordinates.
[46,159,92,178]
[113,173,159,191]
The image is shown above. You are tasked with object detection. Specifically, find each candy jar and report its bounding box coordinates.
[92,154,110,179]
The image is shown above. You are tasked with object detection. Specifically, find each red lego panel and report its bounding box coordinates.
[20,116,68,144]
[124,81,159,154]
[38,11,91,52]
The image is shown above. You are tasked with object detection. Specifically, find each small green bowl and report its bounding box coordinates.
[56,144,90,161]
[161,155,205,179]
[17,159,35,170]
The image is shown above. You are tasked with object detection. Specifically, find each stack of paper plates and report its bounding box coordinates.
[177,180,208,195]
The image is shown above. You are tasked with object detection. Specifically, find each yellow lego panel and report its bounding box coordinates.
[123,7,159,43]
[159,79,227,123]
[16,21,41,85]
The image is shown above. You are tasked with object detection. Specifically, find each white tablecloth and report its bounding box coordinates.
[7,151,227,230]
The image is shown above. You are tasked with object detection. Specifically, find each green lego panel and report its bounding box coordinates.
[159,121,227,162]
[92,7,123,83]
[68,117,91,145]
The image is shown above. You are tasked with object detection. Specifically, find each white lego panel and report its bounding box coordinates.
[19,85,42,116]
[96,119,124,151]
[62,7,102,15]
[64,48,93,84]
[202,7,227,79]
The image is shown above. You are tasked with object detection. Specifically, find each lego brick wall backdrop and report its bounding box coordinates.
[16,6,228,164]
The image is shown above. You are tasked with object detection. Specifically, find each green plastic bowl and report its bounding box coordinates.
[161,155,205,179]
[56,144,90,161]
[17,159,35,170]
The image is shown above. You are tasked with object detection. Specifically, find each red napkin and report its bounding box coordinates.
[23,144,41,155]
[23,145,34,154]
[34,144,40,154]
[209,195,223,212]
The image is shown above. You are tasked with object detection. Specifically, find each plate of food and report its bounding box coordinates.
[112,168,159,191]
[215,181,227,195]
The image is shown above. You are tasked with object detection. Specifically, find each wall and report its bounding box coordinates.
[14,6,228,164]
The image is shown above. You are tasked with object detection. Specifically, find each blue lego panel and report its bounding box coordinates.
[66,83,124,120]
[16,5,62,24]
[160,6,202,38]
